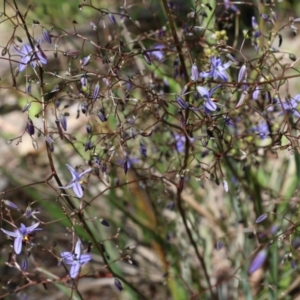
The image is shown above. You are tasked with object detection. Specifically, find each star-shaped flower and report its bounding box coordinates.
[278,95,300,118]
[1,222,42,254]
[14,39,47,73]
[196,85,220,112]
[200,57,231,82]
[60,164,92,198]
[61,240,91,278]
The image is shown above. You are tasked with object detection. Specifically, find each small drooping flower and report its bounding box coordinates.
[278,95,300,117]
[252,16,261,38]
[14,40,47,73]
[60,164,92,198]
[196,85,220,112]
[200,57,231,82]
[61,240,91,278]
[174,134,194,152]
[253,121,270,139]
[249,249,267,274]
[150,44,165,61]
[223,0,239,12]
[1,222,42,254]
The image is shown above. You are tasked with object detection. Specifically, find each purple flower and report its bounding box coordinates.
[175,135,185,152]
[150,44,165,61]
[174,134,194,152]
[80,54,91,66]
[60,164,92,198]
[14,41,47,72]
[223,0,239,12]
[200,57,231,81]
[278,95,300,117]
[238,65,247,83]
[249,249,267,274]
[196,85,220,112]
[252,16,261,38]
[2,200,18,209]
[1,222,42,254]
[253,86,260,100]
[253,121,269,139]
[61,240,91,278]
